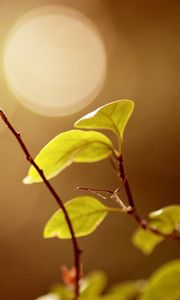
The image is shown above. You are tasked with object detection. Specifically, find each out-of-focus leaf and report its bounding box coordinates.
[44,196,109,239]
[140,260,180,300]
[132,229,163,255]
[100,296,124,300]
[149,205,180,234]
[34,293,59,300]
[80,271,107,298]
[74,99,134,139]
[132,205,180,254]
[107,280,146,300]
[80,296,122,300]
[23,130,114,184]
[50,284,72,299]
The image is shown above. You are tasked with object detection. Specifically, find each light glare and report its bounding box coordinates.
[4,6,106,116]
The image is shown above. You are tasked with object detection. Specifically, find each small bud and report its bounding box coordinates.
[62,265,83,287]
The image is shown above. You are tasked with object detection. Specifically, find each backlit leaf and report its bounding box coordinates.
[107,280,146,300]
[140,260,180,300]
[99,296,124,300]
[50,284,72,299]
[74,99,134,139]
[132,205,180,254]
[34,294,59,300]
[44,196,109,239]
[132,229,163,255]
[80,271,107,298]
[149,205,180,234]
[23,130,113,184]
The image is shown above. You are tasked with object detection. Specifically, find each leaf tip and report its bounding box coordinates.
[23,176,33,184]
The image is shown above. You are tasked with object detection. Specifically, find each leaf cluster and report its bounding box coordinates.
[35,260,180,300]
[1,98,179,300]
[23,99,180,255]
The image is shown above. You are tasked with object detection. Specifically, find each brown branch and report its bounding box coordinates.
[76,187,113,200]
[117,154,180,242]
[118,155,135,208]
[76,186,114,194]
[0,109,81,299]
[109,156,119,176]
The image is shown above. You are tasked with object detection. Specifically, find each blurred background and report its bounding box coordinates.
[0,0,180,299]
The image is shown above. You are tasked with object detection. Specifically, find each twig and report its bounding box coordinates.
[0,109,81,299]
[118,155,135,208]
[117,154,180,242]
[110,192,132,213]
[76,186,114,199]
[76,184,132,213]
[109,156,119,176]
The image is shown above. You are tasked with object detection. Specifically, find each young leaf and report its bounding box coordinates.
[149,205,180,234]
[97,296,124,300]
[80,293,124,300]
[50,284,72,299]
[44,196,109,239]
[74,99,134,139]
[140,260,180,300]
[107,280,146,300]
[132,229,163,255]
[132,205,180,254]
[34,293,59,300]
[23,130,114,184]
[80,271,107,298]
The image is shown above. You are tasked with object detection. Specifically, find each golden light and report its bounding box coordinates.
[4,6,106,116]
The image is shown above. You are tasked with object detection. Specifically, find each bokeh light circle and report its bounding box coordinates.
[4,6,106,116]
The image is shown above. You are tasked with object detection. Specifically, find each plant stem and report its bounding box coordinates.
[76,186,114,194]
[118,155,135,208]
[76,186,113,200]
[117,154,180,242]
[108,207,130,213]
[0,109,81,300]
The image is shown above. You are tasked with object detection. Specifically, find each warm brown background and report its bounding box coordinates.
[0,1,180,299]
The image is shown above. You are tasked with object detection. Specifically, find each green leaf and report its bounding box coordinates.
[34,293,59,300]
[74,99,134,139]
[100,296,124,300]
[80,296,123,300]
[132,205,180,254]
[50,284,72,299]
[107,280,146,300]
[140,260,180,300]
[44,196,109,239]
[149,205,180,234]
[132,229,163,255]
[80,271,107,298]
[23,130,114,184]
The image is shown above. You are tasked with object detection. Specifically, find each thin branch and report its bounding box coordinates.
[76,183,132,214]
[0,109,81,300]
[76,186,114,197]
[110,192,131,213]
[117,154,180,242]
[109,156,119,176]
[118,155,135,208]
